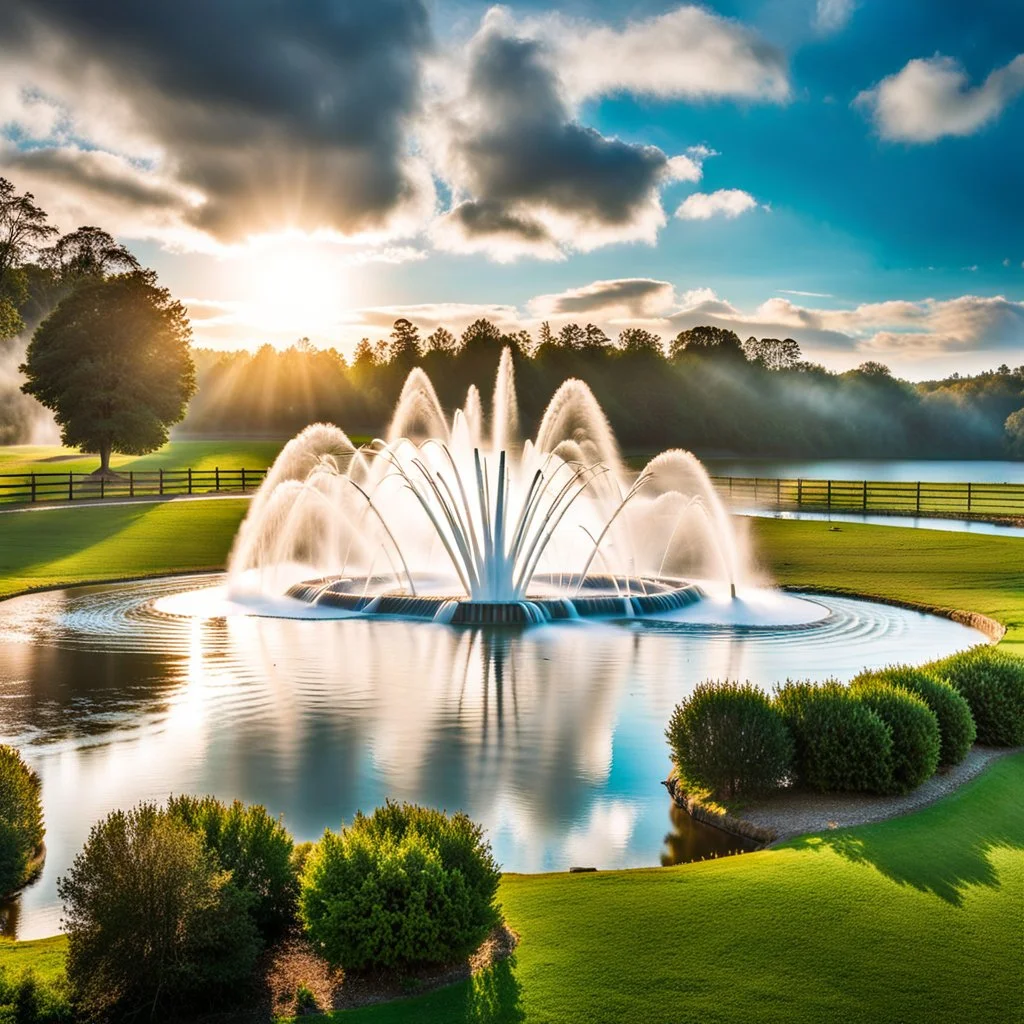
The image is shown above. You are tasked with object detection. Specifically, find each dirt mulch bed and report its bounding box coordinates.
[256,924,519,1019]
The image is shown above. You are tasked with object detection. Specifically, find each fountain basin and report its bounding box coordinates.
[286,572,706,624]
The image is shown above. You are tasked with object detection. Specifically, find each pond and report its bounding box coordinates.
[0,575,986,939]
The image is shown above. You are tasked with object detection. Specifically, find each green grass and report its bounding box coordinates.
[0,936,67,985]
[0,504,1022,1022]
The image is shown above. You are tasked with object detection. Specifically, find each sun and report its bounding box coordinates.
[235,236,348,337]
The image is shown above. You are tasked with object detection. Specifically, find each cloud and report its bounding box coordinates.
[814,0,856,35]
[675,189,759,220]
[856,53,1024,142]
[530,279,675,317]
[780,289,834,298]
[0,0,436,244]
[428,10,682,260]
[556,6,789,104]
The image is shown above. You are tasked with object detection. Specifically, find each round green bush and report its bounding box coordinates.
[167,794,296,935]
[850,682,940,793]
[774,681,892,794]
[930,647,1024,746]
[0,745,44,898]
[299,802,501,971]
[666,680,793,799]
[57,803,259,1021]
[854,666,975,766]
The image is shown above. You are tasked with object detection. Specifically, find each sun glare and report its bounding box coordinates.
[234,237,348,337]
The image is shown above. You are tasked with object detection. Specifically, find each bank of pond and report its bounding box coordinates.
[0,644,1021,1022]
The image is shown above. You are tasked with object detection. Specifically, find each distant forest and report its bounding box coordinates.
[183,319,1024,458]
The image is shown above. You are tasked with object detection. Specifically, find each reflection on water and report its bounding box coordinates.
[0,575,985,939]
[660,803,760,866]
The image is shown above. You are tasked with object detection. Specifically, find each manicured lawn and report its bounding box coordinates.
[0,503,1021,1022]
[0,936,66,986]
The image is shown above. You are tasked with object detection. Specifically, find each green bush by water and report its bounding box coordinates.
[854,666,975,766]
[929,647,1024,746]
[56,802,259,1021]
[0,748,44,900]
[166,794,296,937]
[666,681,793,799]
[774,681,893,794]
[299,801,501,971]
[849,682,941,793]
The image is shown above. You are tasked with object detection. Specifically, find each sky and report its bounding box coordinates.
[1,0,1022,380]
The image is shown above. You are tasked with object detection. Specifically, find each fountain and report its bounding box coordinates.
[228,349,744,624]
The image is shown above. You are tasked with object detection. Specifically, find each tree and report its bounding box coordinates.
[581,323,610,350]
[388,318,420,367]
[40,225,139,283]
[669,325,744,361]
[425,326,457,355]
[557,322,586,350]
[618,327,663,356]
[538,321,554,348]
[1006,407,1024,456]
[0,178,56,339]
[743,336,802,370]
[20,270,196,476]
[461,318,502,352]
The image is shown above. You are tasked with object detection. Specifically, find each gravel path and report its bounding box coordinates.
[737,745,1021,844]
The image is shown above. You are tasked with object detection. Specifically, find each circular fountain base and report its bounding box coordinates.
[285,573,706,625]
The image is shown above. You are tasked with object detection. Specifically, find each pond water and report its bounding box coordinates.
[703,459,1023,483]
[0,575,986,939]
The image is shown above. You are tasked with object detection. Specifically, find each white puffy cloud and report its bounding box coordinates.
[556,6,790,104]
[814,0,856,35]
[675,189,759,220]
[856,53,1024,142]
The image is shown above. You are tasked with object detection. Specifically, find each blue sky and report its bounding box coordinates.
[2,0,1022,378]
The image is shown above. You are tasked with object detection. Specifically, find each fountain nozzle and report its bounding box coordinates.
[730,582,737,600]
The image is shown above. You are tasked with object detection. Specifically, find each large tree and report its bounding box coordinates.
[20,270,196,476]
[670,325,745,361]
[0,178,56,339]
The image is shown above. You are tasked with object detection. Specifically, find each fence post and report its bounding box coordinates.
[100,475,105,500]
[776,478,781,509]
[967,482,972,513]
[916,480,921,514]
[30,473,36,503]
[862,479,867,511]
[827,479,832,512]
[215,466,220,492]
[159,468,164,496]
[188,467,193,495]
[241,468,247,493]
[130,471,134,498]
[797,478,802,507]
[69,471,73,501]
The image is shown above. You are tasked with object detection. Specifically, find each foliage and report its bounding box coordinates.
[56,802,259,1021]
[773,681,893,793]
[849,682,941,793]
[0,747,44,899]
[854,666,975,766]
[0,967,72,1023]
[20,270,196,473]
[665,680,793,799]
[166,794,296,936]
[930,647,1024,746]
[742,336,801,370]
[299,801,501,971]
[0,178,56,340]
[1005,407,1024,457]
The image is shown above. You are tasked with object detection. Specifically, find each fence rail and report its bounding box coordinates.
[0,467,268,506]
[709,476,1024,519]
[0,468,1021,519]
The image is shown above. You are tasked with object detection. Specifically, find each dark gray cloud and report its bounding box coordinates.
[434,16,674,257]
[1,0,433,240]
[532,278,675,316]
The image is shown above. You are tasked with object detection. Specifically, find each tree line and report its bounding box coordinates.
[185,318,1024,458]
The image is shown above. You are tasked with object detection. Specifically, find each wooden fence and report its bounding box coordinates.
[0,468,268,505]
[0,468,1021,519]
[709,476,1024,519]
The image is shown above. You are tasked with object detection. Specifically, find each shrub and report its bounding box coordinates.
[930,647,1024,746]
[854,666,975,766]
[299,801,501,971]
[167,794,296,935]
[665,680,793,799]
[0,967,73,1023]
[774,681,893,793]
[849,681,940,793]
[57,803,259,1021]
[0,746,44,898]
